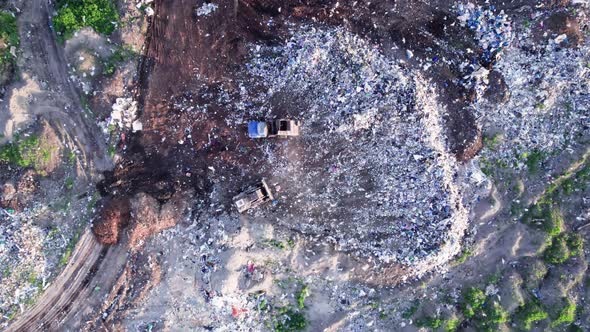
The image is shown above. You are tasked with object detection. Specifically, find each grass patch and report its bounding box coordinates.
[453,248,473,265]
[53,0,119,41]
[461,287,486,318]
[522,149,545,174]
[483,133,502,150]
[0,11,19,69]
[295,284,309,309]
[544,233,584,264]
[102,45,137,76]
[444,318,460,332]
[416,315,444,329]
[551,299,576,327]
[515,301,548,330]
[65,177,74,190]
[0,135,48,168]
[272,307,307,332]
[59,231,80,267]
[522,204,563,236]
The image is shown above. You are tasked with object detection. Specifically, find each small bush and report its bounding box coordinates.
[544,233,583,264]
[517,302,548,330]
[0,135,40,167]
[444,318,460,332]
[0,11,19,68]
[523,204,562,236]
[296,284,309,309]
[481,301,508,327]
[416,316,444,329]
[567,233,583,256]
[551,300,576,327]
[544,234,571,264]
[462,287,486,318]
[273,307,307,332]
[53,0,119,40]
[524,149,545,174]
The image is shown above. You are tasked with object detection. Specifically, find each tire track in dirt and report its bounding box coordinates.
[6,229,104,331]
[3,0,122,330]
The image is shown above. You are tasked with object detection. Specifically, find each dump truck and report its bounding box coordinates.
[248,119,300,138]
[233,179,274,213]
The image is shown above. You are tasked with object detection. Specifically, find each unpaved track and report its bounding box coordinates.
[6,229,104,331]
[4,0,119,330]
[1,0,111,177]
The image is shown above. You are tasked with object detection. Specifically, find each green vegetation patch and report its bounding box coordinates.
[416,315,444,329]
[401,300,420,319]
[544,233,583,264]
[53,0,119,41]
[522,204,563,236]
[0,135,42,168]
[102,45,137,76]
[0,11,19,69]
[461,287,486,318]
[444,318,460,332]
[453,248,473,265]
[551,299,576,327]
[516,301,548,330]
[522,149,546,174]
[295,284,309,309]
[272,307,307,332]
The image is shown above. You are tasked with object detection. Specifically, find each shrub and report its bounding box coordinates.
[274,307,307,332]
[401,300,420,319]
[0,11,19,69]
[544,234,571,264]
[462,287,486,318]
[517,302,548,330]
[524,149,545,174]
[0,135,40,167]
[544,233,583,264]
[416,316,443,329]
[53,0,119,40]
[551,300,576,327]
[523,204,562,236]
[444,318,460,332]
[481,301,508,327]
[296,284,309,309]
[567,234,583,256]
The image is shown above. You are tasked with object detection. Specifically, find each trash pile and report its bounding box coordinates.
[456,3,514,64]
[476,29,590,169]
[0,206,59,325]
[105,98,143,133]
[195,3,218,17]
[239,26,468,270]
[136,0,155,16]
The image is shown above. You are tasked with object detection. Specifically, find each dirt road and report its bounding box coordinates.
[6,229,104,331]
[2,0,119,330]
[0,0,111,178]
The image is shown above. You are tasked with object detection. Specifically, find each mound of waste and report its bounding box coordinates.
[235,27,469,272]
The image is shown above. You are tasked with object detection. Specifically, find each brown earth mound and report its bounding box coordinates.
[93,197,131,245]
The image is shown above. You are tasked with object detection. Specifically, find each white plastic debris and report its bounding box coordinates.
[195,3,218,17]
[108,98,139,131]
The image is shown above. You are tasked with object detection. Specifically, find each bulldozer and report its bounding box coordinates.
[233,179,274,213]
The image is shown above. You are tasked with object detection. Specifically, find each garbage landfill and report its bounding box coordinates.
[456,3,514,65]
[476,30,590,169]
[236,26,469,272]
